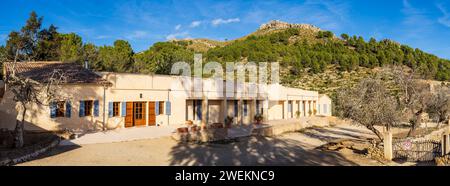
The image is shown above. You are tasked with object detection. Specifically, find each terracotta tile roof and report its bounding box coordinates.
[3,61,111,85]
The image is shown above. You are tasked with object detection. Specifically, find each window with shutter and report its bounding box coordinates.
[113,102,120,117]
[159,101,164,115]
[55,101,65,117]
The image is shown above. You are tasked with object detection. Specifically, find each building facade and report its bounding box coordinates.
[0,62,332,132]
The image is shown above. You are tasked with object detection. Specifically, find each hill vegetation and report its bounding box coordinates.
[1,12,449,87]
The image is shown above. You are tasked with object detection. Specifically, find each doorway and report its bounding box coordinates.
[125,102,147,127]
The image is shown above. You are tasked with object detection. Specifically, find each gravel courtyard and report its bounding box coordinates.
[19,123,383,166]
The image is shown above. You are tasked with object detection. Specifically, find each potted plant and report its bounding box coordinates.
[254,113,264,125]
[185,120,193,126]
[224,116,234,128]
[295,111,301,118]
[308,110,312,116]
[313,109,317,115]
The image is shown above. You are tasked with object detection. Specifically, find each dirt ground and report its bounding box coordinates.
[19,123,387,166]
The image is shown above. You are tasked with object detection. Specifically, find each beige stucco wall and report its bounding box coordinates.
[0,73,332,132]
[318,94,332,116]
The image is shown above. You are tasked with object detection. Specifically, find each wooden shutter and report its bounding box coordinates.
[108,102,113,118]
[93,100,99,117]
[125,102,133,127]
[65,101,71,118]
[79,101,85,117]
[148,101,156,126]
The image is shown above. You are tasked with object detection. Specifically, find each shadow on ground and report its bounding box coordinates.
[169,136,360,166]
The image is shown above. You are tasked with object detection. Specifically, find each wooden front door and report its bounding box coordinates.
[148,102,156,126]
[133,102,146,126]
[125,102,133,127]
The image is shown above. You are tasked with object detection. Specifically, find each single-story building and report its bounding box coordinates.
[0,62,332,132]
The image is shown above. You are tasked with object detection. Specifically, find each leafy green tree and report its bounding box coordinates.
[0,46,6,78]
[19,11,43,60]
[82,43,99,69]
[36,24,60,61]
[59,33,83,63]
[340,33,349,40]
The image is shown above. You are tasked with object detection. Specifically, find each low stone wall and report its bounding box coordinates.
[254,116,330,137]
[0,135,61,166]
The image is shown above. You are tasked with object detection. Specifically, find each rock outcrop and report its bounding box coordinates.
[258,20,321,32]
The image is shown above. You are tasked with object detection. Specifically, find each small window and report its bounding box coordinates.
[56,101,65,117]
[113,102,120,117]
[159,101,164,115]
[84,100,93,116]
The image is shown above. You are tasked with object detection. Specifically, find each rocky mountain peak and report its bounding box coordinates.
[258,20,321,32]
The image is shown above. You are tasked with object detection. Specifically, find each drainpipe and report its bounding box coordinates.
[167,89,170,126]
[102,85,106,131]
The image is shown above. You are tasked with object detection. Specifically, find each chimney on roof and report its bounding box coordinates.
[84,60,89,69]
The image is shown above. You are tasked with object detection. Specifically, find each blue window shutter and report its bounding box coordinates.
[155,101,160,115]
[108,102,113,118]
[94,100,99,117]
[234,100,238,117]
[50,101,56,118]
[65,101,71,118]
[121,102,126,117]
[165,101,171,115]
[79,101,85,117]
[196,100,202,120]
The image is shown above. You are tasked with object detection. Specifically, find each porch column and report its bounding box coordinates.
[201,96,208,128]
[384,131,393,160]
[263,99,269,122]
[308,101,311,117]
[222,98,227,123]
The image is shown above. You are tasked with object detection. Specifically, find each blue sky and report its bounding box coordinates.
[1,0,450,59]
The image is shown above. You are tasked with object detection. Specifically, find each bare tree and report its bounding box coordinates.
[6,68,66,148]
[335,78,401,141]
[388,66,432,137]
[426,85,450,128]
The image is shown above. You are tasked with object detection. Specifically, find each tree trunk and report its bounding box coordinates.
[13,107,26,148]
[366,125,383,142]
[407,110,423,137]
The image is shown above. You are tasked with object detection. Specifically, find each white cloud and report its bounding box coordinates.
[94,35,111,39]
[166,31,190,40]
[189,21,201,28]
[126,30,149,40]
[175,24,182,30]
[437,4,450,27]
[211,18,240,26]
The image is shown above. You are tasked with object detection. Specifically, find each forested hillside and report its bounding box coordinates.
[1,12,449,85]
